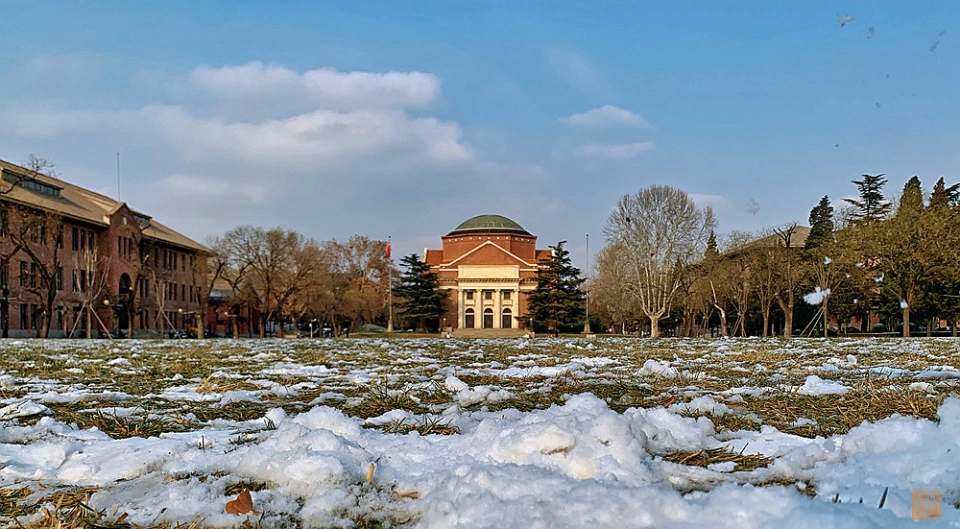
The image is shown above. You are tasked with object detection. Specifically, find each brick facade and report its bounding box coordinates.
[424,215,549,331]
[0,159,209,338]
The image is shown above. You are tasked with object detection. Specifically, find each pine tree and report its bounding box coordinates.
[526,241,586,333]
[843,174,891,224]
[929,177,960,210]
[393,253,445,331]
[705,231,719,259]
[805,196,834,249]
[898,176,924,216]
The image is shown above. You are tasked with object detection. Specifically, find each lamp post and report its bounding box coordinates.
[582,234,592,334]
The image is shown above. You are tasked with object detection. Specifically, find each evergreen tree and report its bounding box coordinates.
[526,241,586,333]
[805,195,834,249]
[929,177,960,210]
[705,231,719,259]
[393,253,445,331]
[898,176,924,216]
[843,174,891,224]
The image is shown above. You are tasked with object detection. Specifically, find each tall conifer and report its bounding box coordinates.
[844,174,891,224]
[393,253,445,331]
[526,241,586,333]
[805,196,834,249]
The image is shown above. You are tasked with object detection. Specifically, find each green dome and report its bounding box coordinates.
[448,214,531,236]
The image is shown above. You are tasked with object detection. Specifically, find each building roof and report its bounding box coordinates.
[0,158,210,254]
[724,226,811,256]
[447,214,532,236]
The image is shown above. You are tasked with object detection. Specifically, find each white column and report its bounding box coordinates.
[494,288,501,328]
[458,288,464,328]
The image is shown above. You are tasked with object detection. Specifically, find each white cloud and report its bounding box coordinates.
[575,142,653,159]
[0,61,561,255]
[189,61,441,119]
[564,105,648,127]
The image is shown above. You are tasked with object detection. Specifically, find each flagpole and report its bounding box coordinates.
[386,236,394,333]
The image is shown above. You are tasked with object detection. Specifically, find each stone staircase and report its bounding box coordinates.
[450,328,531,339]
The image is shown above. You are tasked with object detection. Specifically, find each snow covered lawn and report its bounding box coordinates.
[2,337,959,528]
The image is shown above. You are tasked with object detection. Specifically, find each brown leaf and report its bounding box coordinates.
[225,488,260,516]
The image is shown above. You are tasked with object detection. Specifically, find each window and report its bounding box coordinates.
[56,227,62,249]
[19,304,27,330]
[29,263,37,288]
[19,261,27,287]
[465,290,474,300]
[503,290,512,301]
[72,227,79,251]
[181,284,185,301]
[0,264,6,288]
[3,172,62,197]
[484,291,493,300]
[0,209,6,237]
[56,267,63,291]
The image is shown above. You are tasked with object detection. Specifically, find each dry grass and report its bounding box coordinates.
[379,416,460,436]
[662,446,773,472]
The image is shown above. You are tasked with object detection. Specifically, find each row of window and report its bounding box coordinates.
[118,236,135,259]
[155,247,193,272]
[464,308,513,329]
[464,290,512,301]
[72,227,96,252]
[162,281,201,303]
[2,262,197,301]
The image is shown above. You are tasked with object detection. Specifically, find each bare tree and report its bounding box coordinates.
[69,247,110,338]
[602,185,716,337]
[9,207,65,337]
[591,243,634,333]
[771,224,803,337]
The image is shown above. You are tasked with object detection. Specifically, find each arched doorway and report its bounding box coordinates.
[464,308,475,329]
[501,308,512,329]
[483,308,494,329]
[117,273,132,333]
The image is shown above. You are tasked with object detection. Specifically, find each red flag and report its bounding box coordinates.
[385,242,391,259]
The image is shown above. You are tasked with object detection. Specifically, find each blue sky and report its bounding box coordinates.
[1,1,958,269]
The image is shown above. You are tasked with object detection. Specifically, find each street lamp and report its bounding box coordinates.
[582,233,592,334]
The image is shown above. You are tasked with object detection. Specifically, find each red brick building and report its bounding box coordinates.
[425,215,550,335]
[0,159,209,338]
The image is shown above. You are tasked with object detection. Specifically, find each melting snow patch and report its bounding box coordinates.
[797,375,849,396]
[639,359,678,378]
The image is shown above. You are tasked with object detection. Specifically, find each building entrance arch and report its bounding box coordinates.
[501,308,512,329]
[483,308,494,329]
[464,308,475,329]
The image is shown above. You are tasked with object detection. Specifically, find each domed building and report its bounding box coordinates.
[424,215,551,336]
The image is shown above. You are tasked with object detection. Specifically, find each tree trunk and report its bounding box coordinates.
[902,306,910,337]
[649,315,659,338]
[713,304,728,337]
[776,296,794,338]
[762,311,770,338]
[823,298,830,338]
[86,307,93,339]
